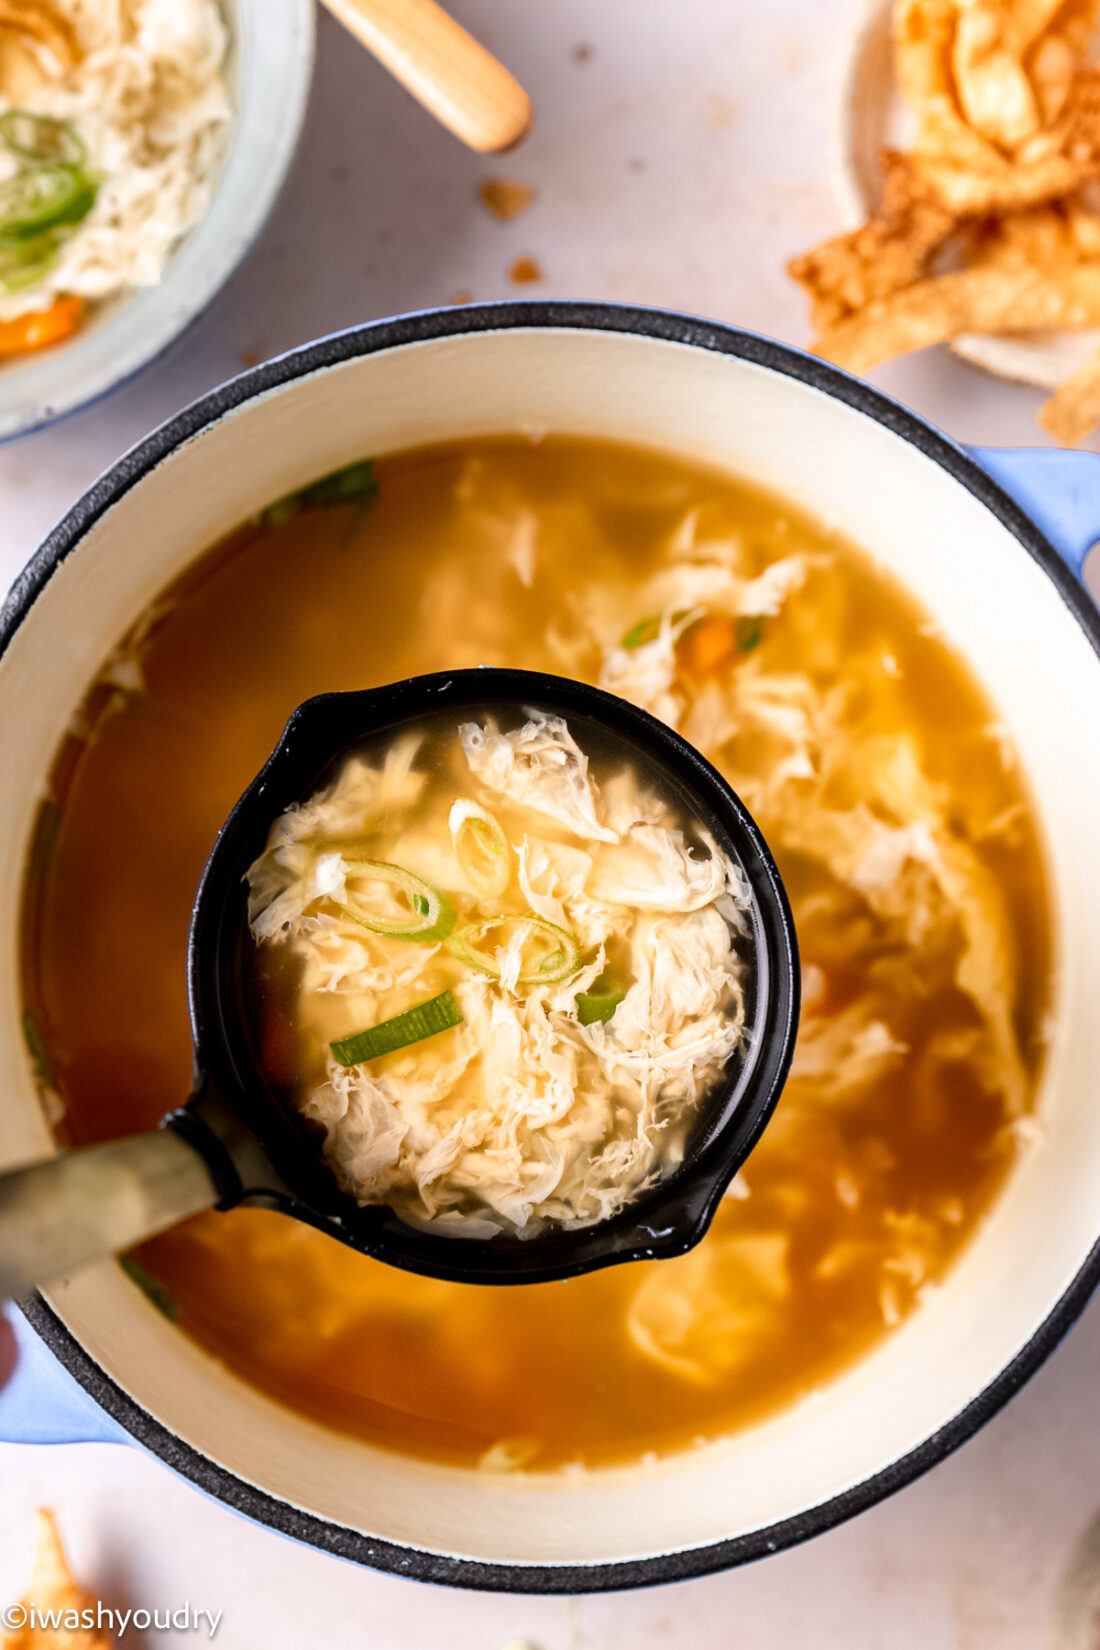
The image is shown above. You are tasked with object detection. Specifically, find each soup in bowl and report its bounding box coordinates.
[1,304,1098,1589]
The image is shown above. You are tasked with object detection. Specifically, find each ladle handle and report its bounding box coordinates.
[320,0,533,152]
[0,1131,218,1303]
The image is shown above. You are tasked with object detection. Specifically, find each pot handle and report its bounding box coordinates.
[969,447,1100,585]
[0,1307,128,1444]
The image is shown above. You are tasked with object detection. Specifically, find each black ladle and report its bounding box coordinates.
[0,670,799,1298]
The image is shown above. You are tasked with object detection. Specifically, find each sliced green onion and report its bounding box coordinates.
[0,111,86,166]
[259,496,297,527]
[449,799,511,899]
[622,608,689,650]
[331,989,463,1067]
[736,615,763,652]
[120,1257,180,1322]
[21,1011,53,1087]
[300,459,377,508]
[448,914,581,986]
[29,800,61,876]
[575,989,626,1026]
[260,459,377,526]
[622,615,659,650]
[339,859,455,943]
[0,165,97,240]
[0,230,64,293]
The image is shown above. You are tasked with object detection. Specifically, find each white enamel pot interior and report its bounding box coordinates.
[2,305,1100,1591]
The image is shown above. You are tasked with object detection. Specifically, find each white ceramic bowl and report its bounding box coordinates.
[0,0,315,442]
[1,304,1099,1591]
[835,0,1100,389]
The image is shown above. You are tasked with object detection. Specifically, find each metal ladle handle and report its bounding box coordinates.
[0,1132,218,1302]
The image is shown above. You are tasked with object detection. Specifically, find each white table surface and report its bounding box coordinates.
[2,2,1100,1644]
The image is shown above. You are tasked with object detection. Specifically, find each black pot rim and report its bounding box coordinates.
[9,299,1100,1595]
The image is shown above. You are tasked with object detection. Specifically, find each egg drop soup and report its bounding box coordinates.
[245,708,750,1236]
[20,436,1051,1473]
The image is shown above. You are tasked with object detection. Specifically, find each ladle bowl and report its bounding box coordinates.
[0,668,799,1299]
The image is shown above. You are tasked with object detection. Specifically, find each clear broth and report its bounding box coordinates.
[21,436,1051,1472]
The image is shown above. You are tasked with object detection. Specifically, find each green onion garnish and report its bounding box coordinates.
[0,111,87,167]
[736,615,763,652]
[448,914,581,986]
[0,164,97,240]
[331,989,463,1067]
[0,230,65,294]
[28,800,61,875]
[120,1257,180,1322]
[260,460,378,527]
[339,860,455,943]
[621,608,689,650]
[21,1011,53,1087]
[622,615,659,650]
[575,989,626,1025]
[0,116,96,295]
[299,459,377,508]
[449,800,510,899]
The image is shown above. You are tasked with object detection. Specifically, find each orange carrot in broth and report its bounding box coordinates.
[678,612,736,676]
[0,295,84,359]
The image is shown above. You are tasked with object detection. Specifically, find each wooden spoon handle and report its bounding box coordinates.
[0,1132,217,1302]
[321,0,533,152]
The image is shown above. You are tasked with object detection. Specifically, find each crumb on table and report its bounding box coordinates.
[508,256,543,286]
[478,178,536,222]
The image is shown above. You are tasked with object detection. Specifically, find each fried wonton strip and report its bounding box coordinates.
[788,153,957,328]
[963,199,1077,268]
[952,3,1043,149]
[813,261,1100,373]
[1038,340,1100,442]
[894,0,1100,207]
[2,1509,112,1650]
[1025,2,1100,128]
[945,0,1100,149]
[896,0,1007,170]
[1010,0,1090,55]
[913,149,1093,210]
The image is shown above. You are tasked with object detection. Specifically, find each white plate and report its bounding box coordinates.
[834,0,1100,389]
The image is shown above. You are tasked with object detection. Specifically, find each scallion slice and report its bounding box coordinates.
[448,914,581,986]
[0,230,63,294]
[621,608,689,650]
[0,164,97,240]
[575,989,626,1025]
[260,459,377,526]
[339,860,455,943]
[22,1010,53,1087]
[331,990,463,1067]
[120,1256,180,1321]
[736,615,763,652]
[0,111,86,167]
[449,799,510,899]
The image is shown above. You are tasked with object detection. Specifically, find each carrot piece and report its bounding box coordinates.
[0,295,84,359]
[678,612,736,676]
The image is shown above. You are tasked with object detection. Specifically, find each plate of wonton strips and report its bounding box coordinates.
[790,0,1100,447]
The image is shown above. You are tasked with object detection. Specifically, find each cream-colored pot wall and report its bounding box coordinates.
[1,316,1098,1582]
